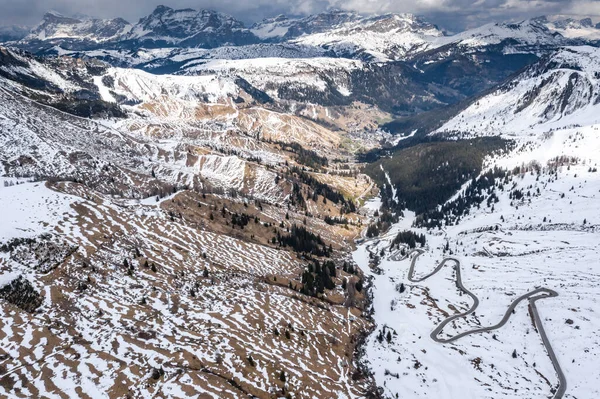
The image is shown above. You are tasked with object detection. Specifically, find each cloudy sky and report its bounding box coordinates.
[0,0,597,31]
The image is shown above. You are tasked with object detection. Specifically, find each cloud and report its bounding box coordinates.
[0,0,594,32]
[566,0,600,15]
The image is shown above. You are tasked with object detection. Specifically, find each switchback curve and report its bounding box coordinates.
[403,249,566,399]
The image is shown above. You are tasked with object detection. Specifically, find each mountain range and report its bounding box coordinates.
[5,6,595,57]
[1,4,600,399]
[3,6,586,118]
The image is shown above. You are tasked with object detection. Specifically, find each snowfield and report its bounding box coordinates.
[0,179,79,243]
[356,160,600,398]
[96,67,239,104]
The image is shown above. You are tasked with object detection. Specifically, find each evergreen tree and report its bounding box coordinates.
[355,280,363,292]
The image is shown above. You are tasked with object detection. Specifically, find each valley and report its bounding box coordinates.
[1,4,600,399]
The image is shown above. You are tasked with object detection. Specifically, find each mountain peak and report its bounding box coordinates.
[152,5,173,14]
[24,11,132,45]
[535,15,600,40]
[41,10,79,23]
[126,6,256,48]
[45,10,67,18]
[580,17,593,27]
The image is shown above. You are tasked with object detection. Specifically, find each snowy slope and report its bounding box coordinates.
[356,166,600,398]
[354,43,600,399]
[250,15,295,40]
[182,57,360,99]
[97,67,239,104]
[292,13,445,62]
[435,19,565,51]
[437,46,600,139]
[0,57,279,202]
[0,180,79,243]
[250,10,364,41]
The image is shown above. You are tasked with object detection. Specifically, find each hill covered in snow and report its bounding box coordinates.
[2,4,600,399]
[437,46,600,142]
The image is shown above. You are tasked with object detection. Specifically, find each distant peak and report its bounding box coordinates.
[152,5,173,14]
[41,10,80,23]
[580,17,593,27]
[45,10,66,18]
[323,8,355,14]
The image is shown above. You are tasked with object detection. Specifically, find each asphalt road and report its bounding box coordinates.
[404,249,566,399]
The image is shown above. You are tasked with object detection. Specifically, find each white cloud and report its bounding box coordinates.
[566,0,600,16]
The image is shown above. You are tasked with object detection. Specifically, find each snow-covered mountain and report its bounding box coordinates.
[437,45,600,141]
[121,5,259,48]
[250,10,364,40]
[13,8,449,61]
[253,11,448,61]
[291,13,445,61]
[12,6,261,51]
[441,18,566,51]
[7,8,577,69]
[2,4,600,398]
[22,11,132,50]
[537,15,600,40]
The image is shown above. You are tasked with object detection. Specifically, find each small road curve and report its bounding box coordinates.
[405,249,566,399]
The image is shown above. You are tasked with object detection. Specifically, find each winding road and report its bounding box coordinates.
[396,248,566,398]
